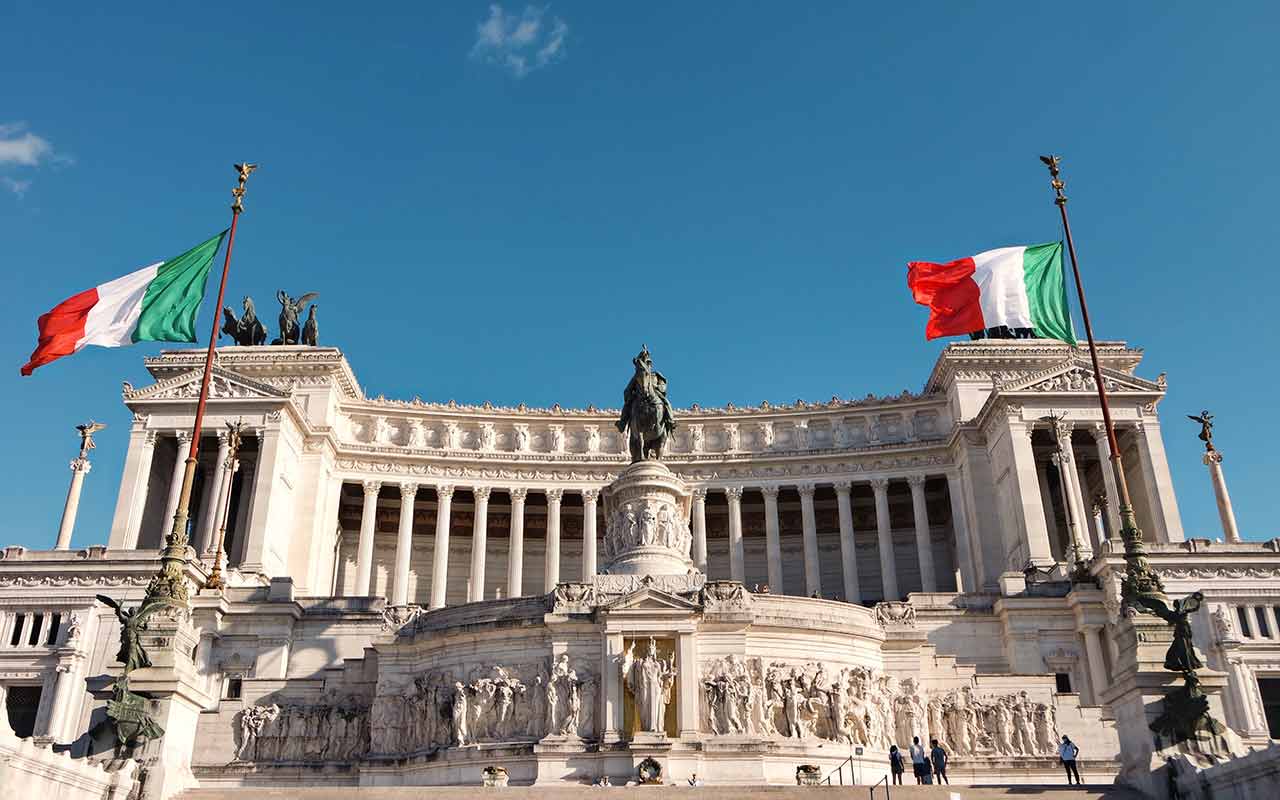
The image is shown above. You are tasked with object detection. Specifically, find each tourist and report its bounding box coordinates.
[888,745,905,785]
[909,736,927,784]
[930,738,949,785]
[687,773,703,786]
[1059,735,1081,785]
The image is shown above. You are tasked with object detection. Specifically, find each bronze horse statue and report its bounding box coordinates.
[617,345,676,462]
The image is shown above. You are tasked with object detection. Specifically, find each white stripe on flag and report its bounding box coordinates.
[80,262,163,349]
[972,246,1032,330]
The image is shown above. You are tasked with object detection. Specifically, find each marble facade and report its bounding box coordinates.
[1,339,1277,795]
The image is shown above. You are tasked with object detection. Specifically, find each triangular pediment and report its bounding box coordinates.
[1003,359,1162,395]
[124,366,290,402]
[604,586,700,612]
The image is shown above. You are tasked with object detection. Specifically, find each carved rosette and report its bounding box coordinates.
[601,460,694,576]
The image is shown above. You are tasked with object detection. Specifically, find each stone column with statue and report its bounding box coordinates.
[55,421,105,549]
[1187,411,1240,543]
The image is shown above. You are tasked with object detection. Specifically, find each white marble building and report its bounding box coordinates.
[1,339,1277,792]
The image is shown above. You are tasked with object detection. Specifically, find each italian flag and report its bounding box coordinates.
[21,231,227,375]
[907,241,1076,343]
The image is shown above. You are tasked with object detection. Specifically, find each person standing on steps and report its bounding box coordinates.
[1059,734,1082,785]
[930,738,949,785]
[888,745,905,785]
[909,736,927,784]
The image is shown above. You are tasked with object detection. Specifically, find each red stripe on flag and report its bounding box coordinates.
[20,286,99,375]
[907,258,985,340]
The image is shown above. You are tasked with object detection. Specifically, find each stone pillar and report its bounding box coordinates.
[48,655,85,742]
[1036,459,1058,542]
[429,485,454,609]
[834,481,860,603]
[760,486,783,593]
[726,486,745,582]
[1082,625,1110,706]
[110,428,157,549]
[1051,453,1084,564]
[160,432,192,541]
[354,480,381,596]
[54,458,92,550]
[690,488,708,573]
[581,489,599,581]
[1204,451,1241,542]
[946,472,977,593]
[1088,423,1123,540]
[798,483,821,596]
[392,482,419,605]
[469,486,491,602]
[871,478,899,601]
[676,631,699,738]
[544,488,563,591]
[1133,420,1185,542]
[507,488,527,598]
[1054,426,1092,559]
[241,425,285,573]
[1009,422,1054,566]
[602,632,626,743]
[907,474,937,592]
[194,432,231,554]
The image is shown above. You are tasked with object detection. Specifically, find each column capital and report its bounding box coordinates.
[869,477,890,492]
[143,430,159,447]
[1088,421,1107,440]
[362,480,382,496]
[174,430,192,444]
[833,480,852,494]
[581,488,600,504]
[399,482,420,499]
[473,486,492,501]
[216,428,231,446]
[725,486,744,502]
[436,484,455,500]
[545,488,564,503]
[760,484,781,499]
[691,487,708,501]
[1203,450,1224,466]
[796,482,816,498]
[906,473,927,489]
[69,458,92,474]
[509,487,528,502]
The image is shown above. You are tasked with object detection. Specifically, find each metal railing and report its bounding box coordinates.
[869,774,890,800]
[823,754,856,785]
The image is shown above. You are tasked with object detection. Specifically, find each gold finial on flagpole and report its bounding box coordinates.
[231,163,259,214]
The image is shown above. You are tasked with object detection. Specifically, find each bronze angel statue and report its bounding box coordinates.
[75,420,107,459]
[96,595,162,673]
[221,296,268,346]
[1136,591,1205,673]
[273,290,319,345]
[1187,410,1215,451]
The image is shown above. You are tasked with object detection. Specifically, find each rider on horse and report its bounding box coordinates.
[617,345,676,462]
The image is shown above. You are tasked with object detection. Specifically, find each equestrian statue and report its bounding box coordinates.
[617,345,676,463]
[221,296,269,346]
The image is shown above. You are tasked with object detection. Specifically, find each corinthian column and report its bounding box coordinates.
[160,431,192,542]
[429,485,455,608]
[507,488,527,597]
[194,431,231,554]
[798,483,821,596]
[469,486,491,602]
[1088,422,1122,540]
[726,487,745,582]
[354,480,381,596]
[690,489,708,573]
[392,482,418,605]
[544,489,563,591]
[581,489,600,580]
[907,475,937,592]
[834,481,860,603]
[761,486,783,592]
[871,478,899,601]
[55,459,92,550]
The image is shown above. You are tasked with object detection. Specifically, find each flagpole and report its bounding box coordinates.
[1039,155,1165,606]
[145,163,258,608]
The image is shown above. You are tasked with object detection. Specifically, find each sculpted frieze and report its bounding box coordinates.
[594,573,704,599]
[235,692,370,763]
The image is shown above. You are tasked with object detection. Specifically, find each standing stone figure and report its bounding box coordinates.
[452,682,469,746]
[273,290,319,345]
[621,637,677,733]
[617,345,677,462]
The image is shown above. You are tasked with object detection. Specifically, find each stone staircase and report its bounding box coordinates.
[179,785,1146,800]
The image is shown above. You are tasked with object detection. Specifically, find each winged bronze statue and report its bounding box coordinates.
[96,595,163,673]
[1135,591,1205,673]
[273,290,319,345]
[75,420,107,459]
[1187,410,1214,450]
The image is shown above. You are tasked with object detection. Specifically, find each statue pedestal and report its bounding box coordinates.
[602,461,694,577]
[125,609,216,800]
[1102,614,1240,800]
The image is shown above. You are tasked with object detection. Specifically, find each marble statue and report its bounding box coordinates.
[621,638,676,733]
[221,296,268,346]
[617,345,676,462]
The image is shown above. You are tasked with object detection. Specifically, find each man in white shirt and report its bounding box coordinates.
[1059,735,1081,785]
[909,736,927,784]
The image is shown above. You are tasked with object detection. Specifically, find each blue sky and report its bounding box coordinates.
[2,2,1276,550]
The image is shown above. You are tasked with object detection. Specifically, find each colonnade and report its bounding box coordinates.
[341,472,968,608]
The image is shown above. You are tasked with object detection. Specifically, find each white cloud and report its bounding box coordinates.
[2,177,32,198]
[0,122,53,166]
[471,4,568,78]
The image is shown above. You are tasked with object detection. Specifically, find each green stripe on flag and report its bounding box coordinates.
[131,231,227,343]
[1022,241,1076,345]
